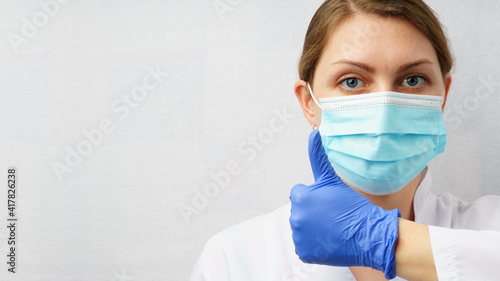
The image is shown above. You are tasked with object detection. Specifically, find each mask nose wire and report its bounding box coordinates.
[307,83,323,109]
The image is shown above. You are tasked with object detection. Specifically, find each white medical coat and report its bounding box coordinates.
[190,168,500,280]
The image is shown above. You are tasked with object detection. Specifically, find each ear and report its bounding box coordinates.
[294,80,320,128]
[442,73,452,112]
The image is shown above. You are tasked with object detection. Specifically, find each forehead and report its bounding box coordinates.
[321,13,439,68]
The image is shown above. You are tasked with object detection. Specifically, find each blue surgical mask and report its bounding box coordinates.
[308,84,447,195]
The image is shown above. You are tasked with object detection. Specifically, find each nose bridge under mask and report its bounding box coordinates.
[306,82,445,112]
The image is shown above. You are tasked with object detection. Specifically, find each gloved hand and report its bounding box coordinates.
[289,130,401,280]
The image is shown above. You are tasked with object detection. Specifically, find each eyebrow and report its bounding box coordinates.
[331,60,374,72]
[397,59,434,73]
[331,59,434,73]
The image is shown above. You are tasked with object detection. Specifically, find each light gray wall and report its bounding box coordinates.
[0,0,498,280]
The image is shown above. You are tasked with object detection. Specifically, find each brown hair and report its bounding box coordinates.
[299,0,453,84]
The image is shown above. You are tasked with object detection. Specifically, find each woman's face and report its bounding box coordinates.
[296,13,452,127]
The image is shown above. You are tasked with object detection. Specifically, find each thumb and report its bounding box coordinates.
[308,130,335,182]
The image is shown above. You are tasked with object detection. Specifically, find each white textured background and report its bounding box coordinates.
[0,0,498,280]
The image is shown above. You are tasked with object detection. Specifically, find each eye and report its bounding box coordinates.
[401,76,426,87]
[340,78,364,90]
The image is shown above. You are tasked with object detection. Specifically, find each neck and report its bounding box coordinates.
[350,174,421,221]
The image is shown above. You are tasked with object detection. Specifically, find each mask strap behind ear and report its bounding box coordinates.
[307,83,322,109]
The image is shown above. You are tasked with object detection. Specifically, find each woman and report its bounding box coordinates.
[191,0,500,280]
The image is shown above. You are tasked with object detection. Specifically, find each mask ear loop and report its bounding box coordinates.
[308,83,322,109]
[307,83,322,131]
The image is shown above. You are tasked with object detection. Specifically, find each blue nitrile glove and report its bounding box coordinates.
[289,130,401,280]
